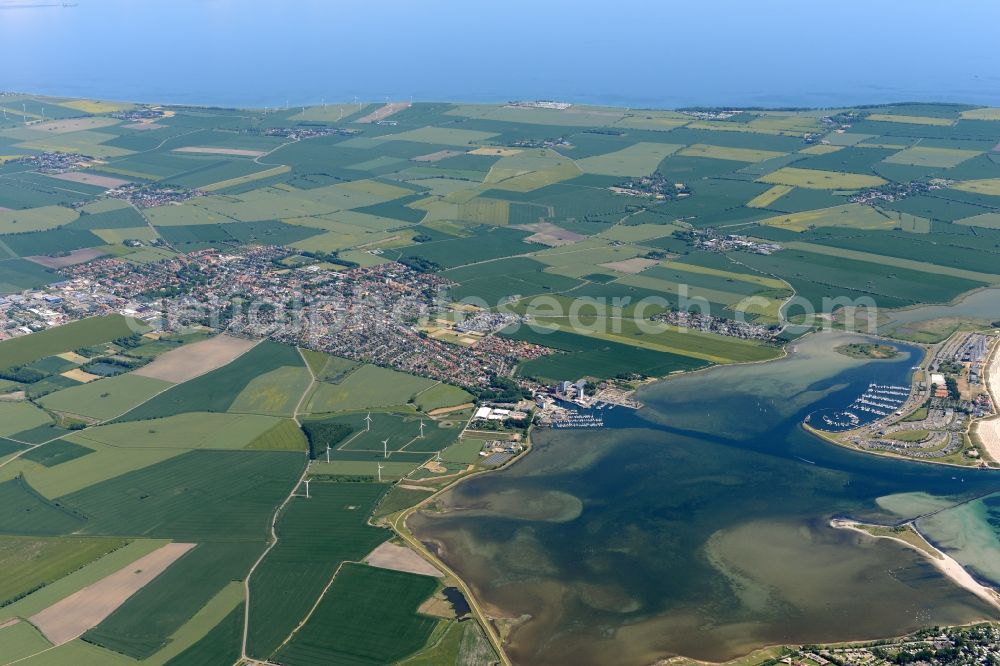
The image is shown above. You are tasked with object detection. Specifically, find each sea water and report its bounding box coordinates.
[410,331,1000,664]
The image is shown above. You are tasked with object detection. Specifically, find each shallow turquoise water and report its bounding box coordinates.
[410,332,1000,664]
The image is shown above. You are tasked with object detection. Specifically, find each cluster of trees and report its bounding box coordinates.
[470,376,530,403]
[112,334,145,349]
[301,418,354,460]
[297,250,360,269]
[0,366,47,383]
[399,256,441,273]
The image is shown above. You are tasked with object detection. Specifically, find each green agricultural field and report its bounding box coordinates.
[310,459,420,478]
[0,619,53,663]
[503,326,708,382]
[399,620,496,666]
[576,142,683,176]
[0,437,185,498]
[0,638,138,666]
[306,364,437,412]
[0,258,58,294]
[83,541,260,660]
[736,247,987,311]
[0,538,169,623]
[884,146,981,168]
[21,439,94,467]
[0,204,79,233]
[0,535,126,606]
[70,412,291,450]
[372,485,435,519]
[160,600,245,666]
[300,349,359,382]
[6,97,1000,661]
[414,383,474,411]
[245,418,308,451]
[247,481,389,660]
[228,364,312,416]
[275,563,440,666]
[38,373,173,421]
[0,401,54,437]
[328,411,459,455]
[118,340,304,421]
[59,449,303,540]
[439,437,489,465]
[0,315,141,370]
[0,475,86,535]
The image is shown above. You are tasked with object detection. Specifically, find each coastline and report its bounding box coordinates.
[397,324,996,664]
[972,337,1000,464]
[830,518,1000,613]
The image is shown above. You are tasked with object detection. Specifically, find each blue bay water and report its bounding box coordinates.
[2,0,1000,109]
[410,332,1000,664]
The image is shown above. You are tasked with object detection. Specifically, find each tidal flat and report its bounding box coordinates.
[410,331,1000,665]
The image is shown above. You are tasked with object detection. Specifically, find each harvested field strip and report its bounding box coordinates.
[364,542,442,577]
[951,178,1000,196]
[120,340,302,421]
[659,260,788,289]
[757,204,895,232]
[200,165,291,192]
[82,542,260,660]
[866,113,955,126]
[0,539,169,623]
[759,167,886,190]
[172,146,267,157]
[747,184,793,208]
[884,146,981,168]
[678,144,786,162]
[28,542,195,646]
[132,334,257,383]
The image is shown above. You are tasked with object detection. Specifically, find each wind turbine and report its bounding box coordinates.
[435,450,442,463]
[376,462,384,483]
[381,438,389,459]
[325,444,331,463]
[302,478,311,499]
[418,420,425,439]
[365,412,372,431]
